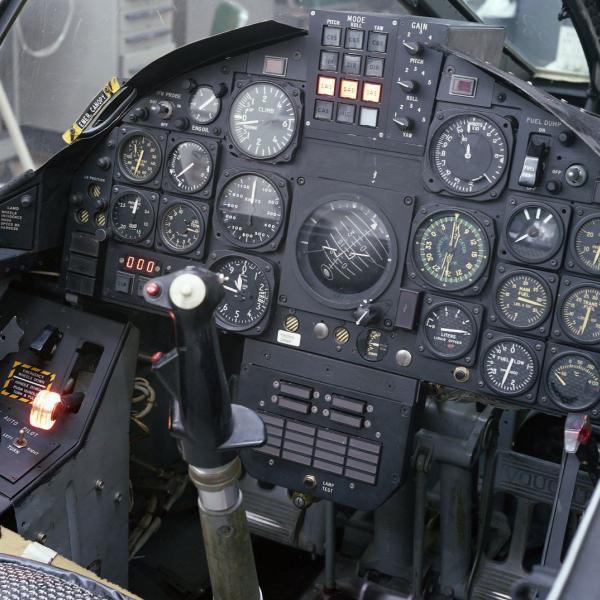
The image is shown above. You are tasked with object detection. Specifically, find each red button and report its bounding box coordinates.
[144,281,162,298]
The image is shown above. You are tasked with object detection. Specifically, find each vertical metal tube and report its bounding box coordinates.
[325,501,336,591]
[439,464,472,599]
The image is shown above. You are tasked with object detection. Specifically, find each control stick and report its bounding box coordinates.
[143,265,265,600]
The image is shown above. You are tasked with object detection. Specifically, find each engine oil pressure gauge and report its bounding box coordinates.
[546,352,600,411]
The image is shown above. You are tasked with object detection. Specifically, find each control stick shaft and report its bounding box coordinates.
[143,266,265,600]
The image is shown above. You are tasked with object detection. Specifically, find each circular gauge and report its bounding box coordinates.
[495,271,551,330]
[229,82,297,159]
[159,203,203,253]
[296,199,395,306]
[212,256,272,330]
[413,210,489,291]
[505,204,562,263]
[559,285,600,344]
[429,114,508,195]
[189,86,221,124]
[357,329,389,362]
[110,192,154,243]
[573,216,600,274]
[547,353,600,411]
[483,338,537,396]
[216,174,284,247]
[167,141,213,193]
[118,132,161,183]
[423,303,476,359]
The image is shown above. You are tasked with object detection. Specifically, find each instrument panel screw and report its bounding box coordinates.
[473,307,480,315]
[490,191,497,198]
[322,409,330,417]
[409,272,416,279]
[486,332,493,339]
[565,279,571,286]
[95,480,105,491]
[526,393,533,400]
[490,315,497,322]
[403,196,413,205]
[497,93,507,102]
[478,381,484,387]
[349,482,355,490]
[592,409,598,417]
[498,266,505,273]
[426,298,432,304]
[114,492,123,503]
[268,459,275,466]
[510,199,516,205]
[418,345,424,352]
[553,329,561,337]
[324,394,331,401]
[271,395,277,403]
[279,295,288,303]
[551,260,557,267]
[541,396,547,403]
[375,432,381,439]
[311,406,318,414]
[297,177,305,185]
[366,405,373,413]
[364,420,371,428]
[273,381,280,389]
[259,400,265,407]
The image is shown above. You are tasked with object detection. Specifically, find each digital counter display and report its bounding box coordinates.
[121,255,161,276]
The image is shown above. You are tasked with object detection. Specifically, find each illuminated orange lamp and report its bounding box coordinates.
[30,389,62,430]
[317,75,336,96]
[339,79,359,100]
[362,82,382,103]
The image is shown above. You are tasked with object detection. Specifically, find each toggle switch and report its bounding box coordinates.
[30,325,63,361]
[518,134,549,188]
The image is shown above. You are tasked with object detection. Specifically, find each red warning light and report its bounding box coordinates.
[30,390,62,430]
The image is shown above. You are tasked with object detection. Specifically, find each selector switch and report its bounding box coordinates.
[278,381,313,401]
[402,40,423,56]
[393,117,413,131]
[518,134,549,187]
[30,325,63,361]
[398,80,418,94]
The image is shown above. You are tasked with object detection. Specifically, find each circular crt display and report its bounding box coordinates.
[413,210,489,291]
[296,199,394,303]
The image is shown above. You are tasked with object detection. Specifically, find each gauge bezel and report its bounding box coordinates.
[409,206,494,296]
[569,211,600,275]
[293,194,398,310]
[544,348,600,412]
[109,186,157,247]
[161,133,219,198]
[189,85,222,125]
[481,334,540,398]
[205,251,276,334]
[116,129,164,186]
[557,282,600,346]
[421,300,478,361]
[213,170,288,251]
[502,201,565,267]
[492,268,553,332]
[156,197,207,256]
[423,109,512,200]
[227,77,302,163]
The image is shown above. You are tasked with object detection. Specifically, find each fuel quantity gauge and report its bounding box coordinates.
[559,285,600,344]
[495,271,551,330]
[546,352,600,411]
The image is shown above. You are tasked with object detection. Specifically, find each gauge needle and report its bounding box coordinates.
[514,233,530,243]
[223,285,239,293]
[176,163,194,178]
[132,198,140,215]
[323,245,339,257]
[517,297,544,307]
[501,358,514,386]
[580,306,592,334]
[235,275,243,291]
[240,120,260,126]
[593,245,600,265]
[555,373,567,386]
[440,328,468,335]
[134,149,144,175]
[196,96,216,111]
[464,143,472,160]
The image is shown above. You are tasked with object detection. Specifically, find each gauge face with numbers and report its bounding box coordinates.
[574,216,600,273]
[118,132,161,183]
[229,82,297,159]
[413,210,489,291]
[423,303,476,359]
[506,204,562,263]
[429,114,507,195]
[559,285,600,344]
[159,202,203,253]
[190,86,221,124]
[212,256,272,331]
[495,271,551,330]
[167,141,213,193]
[483,339,537,396]
[216,174,284,247]
[547,353,600,411]
[110,192,154,243]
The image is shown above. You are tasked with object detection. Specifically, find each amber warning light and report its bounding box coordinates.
[30,389,62,430]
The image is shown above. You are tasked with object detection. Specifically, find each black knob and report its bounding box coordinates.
[173,117,189,131]
[353,303,381,327]
[398,80,418,94]
[133,107,148,121]
[182,78,197,92]
[150,101,173,119]
[20,194,33,208]
[94,198,107,210]
[96,156,111,171]
[546,180,562,194]
[558,130,575,146]
[70,193,83,207]
[403,40,423,56]
[393,116,413,131]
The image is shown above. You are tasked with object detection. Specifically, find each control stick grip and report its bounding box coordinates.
[143,265,236,468]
